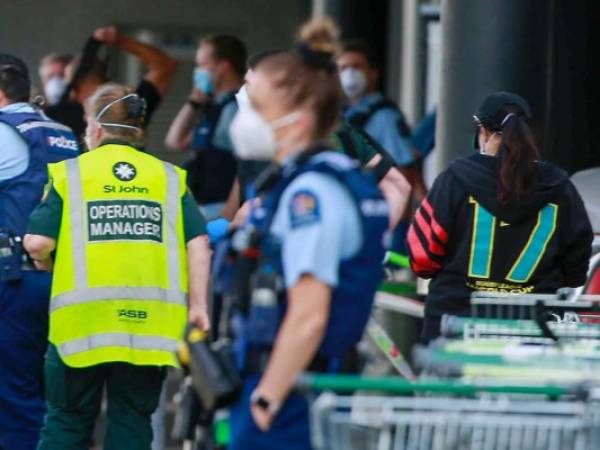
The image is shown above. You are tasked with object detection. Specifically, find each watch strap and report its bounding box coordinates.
[250,389,281,415]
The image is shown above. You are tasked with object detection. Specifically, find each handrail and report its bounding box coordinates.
[297,373,583,398]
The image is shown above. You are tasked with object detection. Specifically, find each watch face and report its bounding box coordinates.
[255,396,270,410]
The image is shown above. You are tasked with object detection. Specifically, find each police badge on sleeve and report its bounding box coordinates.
[289,190,320,229]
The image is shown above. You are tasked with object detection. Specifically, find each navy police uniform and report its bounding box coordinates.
[344,93,415,168]
[186,92,238,214]
[221,149,388,449]
[0,105,79,449]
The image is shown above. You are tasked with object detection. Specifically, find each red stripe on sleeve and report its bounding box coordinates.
[414,208,445,256]
[407,225,441,273]
[421,199,449,243]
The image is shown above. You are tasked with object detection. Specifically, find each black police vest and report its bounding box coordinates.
[346,97,412,137]
[0,110,80,236]
[185,93,237,204]
[256,152,389,359]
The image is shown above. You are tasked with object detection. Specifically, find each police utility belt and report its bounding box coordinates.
[244,347,359,375]
[0,229,30,282]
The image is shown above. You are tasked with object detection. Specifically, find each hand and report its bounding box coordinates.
[188,305,211,332]
[231,198,261,229]
[189,87,207,103]
[251,403,274,432]
[33,258,53,272]
[93,26,120,46]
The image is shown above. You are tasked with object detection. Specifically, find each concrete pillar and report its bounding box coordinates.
[435,0,552,173]
[399,0,422,125]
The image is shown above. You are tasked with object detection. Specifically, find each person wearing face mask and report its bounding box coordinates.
[45,26,178,140]
[0,53,80,450]
[24,83,211,450]
[165,34,246,220]
[337,40,423,176]
[226,37,409,232]
[38,52,72,107]
[217,22,389,450]
[407,92,593,343]
[338,40,425,256]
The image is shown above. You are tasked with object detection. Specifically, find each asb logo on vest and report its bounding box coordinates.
[113,162,137,181]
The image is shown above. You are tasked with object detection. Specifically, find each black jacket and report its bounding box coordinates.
[408,153,593,319]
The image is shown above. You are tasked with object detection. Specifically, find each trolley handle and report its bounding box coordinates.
[383,251,410,269]
[296,373,587,399]
[534,300,559,342]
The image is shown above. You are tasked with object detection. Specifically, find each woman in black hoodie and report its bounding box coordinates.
[408,92,593,343]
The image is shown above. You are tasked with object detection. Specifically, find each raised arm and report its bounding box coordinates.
[93,26,178,96]
[367,154,411,229]
[164,94,203,150]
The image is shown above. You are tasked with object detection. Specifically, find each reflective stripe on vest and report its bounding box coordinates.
[62,158,184,297]
[50,287,187,312]
[58,333,179,357]
[17,120,74,133]
[52,155,187,366]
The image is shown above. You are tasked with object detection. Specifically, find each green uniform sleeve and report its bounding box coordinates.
[182,191,207,242]
[27,186,63,238]
[332,122,379,166]
[28,187,206,243]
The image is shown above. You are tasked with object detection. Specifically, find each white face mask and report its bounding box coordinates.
[480,132,497,156]
[229,105,300,161]
[235,84,250,109]
[340,68,368,98]
[44,76,66,105]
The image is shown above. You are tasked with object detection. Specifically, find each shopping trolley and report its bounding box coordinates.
[297,374,600,450]
[437,293,600,343]
[469,292,600,322]
[441,316,600,342]
[413,339,600,382]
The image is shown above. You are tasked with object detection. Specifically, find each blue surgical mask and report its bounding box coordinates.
[193,68,214,95]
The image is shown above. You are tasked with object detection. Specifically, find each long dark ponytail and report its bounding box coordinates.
[485,105,540,206]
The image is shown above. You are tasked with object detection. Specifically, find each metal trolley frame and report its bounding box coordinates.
[298,374,600,450]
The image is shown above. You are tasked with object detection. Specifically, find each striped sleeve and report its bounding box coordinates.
[407,172,454,278]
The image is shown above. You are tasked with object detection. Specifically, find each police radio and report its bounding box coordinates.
[0,229,23,282]
[178,327,242,411]
[229,225,262,315]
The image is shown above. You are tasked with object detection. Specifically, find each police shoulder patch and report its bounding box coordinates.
[289,190,320,229]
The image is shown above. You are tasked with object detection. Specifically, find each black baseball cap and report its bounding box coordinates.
[472,91,532,149]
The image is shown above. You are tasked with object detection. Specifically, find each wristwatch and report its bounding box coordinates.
[186,98,204,111]
[250,389,281,415]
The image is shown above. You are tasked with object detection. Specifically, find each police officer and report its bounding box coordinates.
[337,40,427,252]
[222,24,389,449]
[165,34,247,219]
[0,53,80,450]
[24,83,211,450]
[225,32,409,234]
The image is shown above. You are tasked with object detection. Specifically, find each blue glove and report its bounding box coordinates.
[207,217,231,244]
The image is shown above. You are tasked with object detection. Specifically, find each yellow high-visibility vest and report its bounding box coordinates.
[49,143,188,368]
